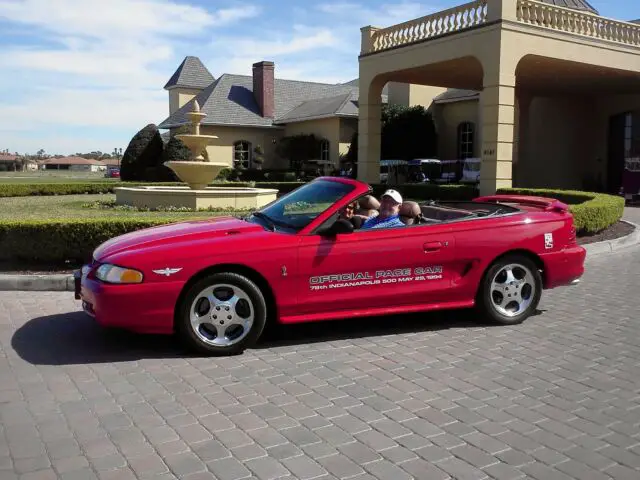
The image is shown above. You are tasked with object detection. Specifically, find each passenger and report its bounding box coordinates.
[339,201,357,221]
[339,201,364,228]
[360,189,405,229]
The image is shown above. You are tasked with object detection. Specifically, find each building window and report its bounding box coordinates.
[233,140,252,168]
[624,112,632,158]
[457,122,475,159]
[320,140,330,161]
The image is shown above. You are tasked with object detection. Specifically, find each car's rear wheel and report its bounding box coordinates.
[176,272,267,356]
[477,255,542,325]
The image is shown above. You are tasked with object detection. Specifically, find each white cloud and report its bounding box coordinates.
[0,0,436,154]
[0,0,261,153]
[212,28,339,58]
[0,0,259,38]
[317,1,435,27]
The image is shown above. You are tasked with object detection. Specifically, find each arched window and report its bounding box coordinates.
[457,122,475,159]
[233,140,252,168]
[320,139,330,161]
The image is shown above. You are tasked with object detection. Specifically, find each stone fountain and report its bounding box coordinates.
[115,101,278,210]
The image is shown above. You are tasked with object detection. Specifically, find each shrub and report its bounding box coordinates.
[119,124,165,181]
[0,219,173,265]
[497,187,625,234]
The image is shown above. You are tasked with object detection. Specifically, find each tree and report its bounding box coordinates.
[381,105,438,160]
[275,134,323,171]
[119,124,164,181]
[346,104,438,165]
[345,131,358,164]
[252,145,264,170]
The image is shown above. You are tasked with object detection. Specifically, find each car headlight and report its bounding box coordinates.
[95,264,144,284]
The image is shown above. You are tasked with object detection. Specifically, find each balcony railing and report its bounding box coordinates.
[361,0,640,55]
[366,1,488,54]
[516,0,640,47]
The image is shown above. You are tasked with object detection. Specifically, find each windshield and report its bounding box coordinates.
[250,179,355,232]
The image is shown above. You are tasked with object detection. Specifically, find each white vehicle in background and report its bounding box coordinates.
[460,158,481,184]
[380,159,408,184]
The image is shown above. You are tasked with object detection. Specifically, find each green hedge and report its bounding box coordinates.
[0,180,480,200]
[0,219,173,265]
[497,188,625,234]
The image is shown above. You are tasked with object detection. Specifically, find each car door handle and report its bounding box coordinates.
[423,241,442,252]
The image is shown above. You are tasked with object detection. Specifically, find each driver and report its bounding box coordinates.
[360,189,405,230]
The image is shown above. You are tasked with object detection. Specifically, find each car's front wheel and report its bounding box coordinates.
[477,255,542,325]
[176,272,267,356]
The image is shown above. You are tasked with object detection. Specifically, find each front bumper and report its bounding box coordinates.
[75,266,183,334]
[541,245,587,289]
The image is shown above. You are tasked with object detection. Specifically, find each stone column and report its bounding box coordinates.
[357,98,382,184]
[360,26,379,55]
[479,69,517,196]
[357,74,383,184]
[513,90,532,187]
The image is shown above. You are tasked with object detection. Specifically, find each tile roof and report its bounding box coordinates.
[41,156,106,166]
[433,89,479,104]
[158,74,371,129]
[0,153,18,162]
[276,92,359,123]
[163,56,215,90]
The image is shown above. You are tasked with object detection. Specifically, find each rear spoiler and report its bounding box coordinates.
[473,194,569,213]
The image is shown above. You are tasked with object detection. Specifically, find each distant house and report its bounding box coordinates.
[40,156,107,172]
[0,153,19,171]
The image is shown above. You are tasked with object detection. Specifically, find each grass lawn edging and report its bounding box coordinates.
[497,187,625,234]
[0,181,304,197]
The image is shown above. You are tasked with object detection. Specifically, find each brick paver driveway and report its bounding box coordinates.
[1,208,639,479]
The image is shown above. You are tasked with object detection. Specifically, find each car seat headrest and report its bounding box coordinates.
[399,201,421,224]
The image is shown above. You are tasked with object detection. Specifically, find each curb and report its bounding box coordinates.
[0,274,75,292]
[583,220,640,257]
[0,221,638,292]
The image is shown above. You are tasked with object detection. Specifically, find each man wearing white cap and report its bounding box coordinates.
[360,189,405,230]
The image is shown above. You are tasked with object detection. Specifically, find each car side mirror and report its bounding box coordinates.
[320,218,354,236]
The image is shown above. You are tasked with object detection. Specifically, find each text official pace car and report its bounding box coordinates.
[75,177,586,356]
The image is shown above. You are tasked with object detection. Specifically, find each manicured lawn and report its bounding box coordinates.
[0,194,237,221]
[0,171,118,183]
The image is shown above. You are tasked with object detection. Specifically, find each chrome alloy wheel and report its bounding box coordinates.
[490,263,536,318]
[189,283,254,347]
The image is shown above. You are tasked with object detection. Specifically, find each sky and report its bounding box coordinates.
[1,0,638,156]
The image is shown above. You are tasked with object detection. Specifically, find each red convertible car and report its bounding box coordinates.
[75,177,586,355]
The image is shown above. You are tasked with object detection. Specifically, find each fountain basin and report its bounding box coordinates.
[115,185,278,210]
[164,161,227,190]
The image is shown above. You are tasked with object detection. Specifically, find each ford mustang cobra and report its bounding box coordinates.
[75,177,586,355]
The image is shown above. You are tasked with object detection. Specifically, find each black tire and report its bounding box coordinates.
[476,254,542,325]
[176,272,267,356]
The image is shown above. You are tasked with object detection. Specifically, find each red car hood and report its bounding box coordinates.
[93,216,263,261]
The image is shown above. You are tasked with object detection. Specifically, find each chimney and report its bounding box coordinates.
[253,61,275,118]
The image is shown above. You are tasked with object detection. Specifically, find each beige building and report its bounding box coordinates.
[358,0,640,195]
[158,57,379,173]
